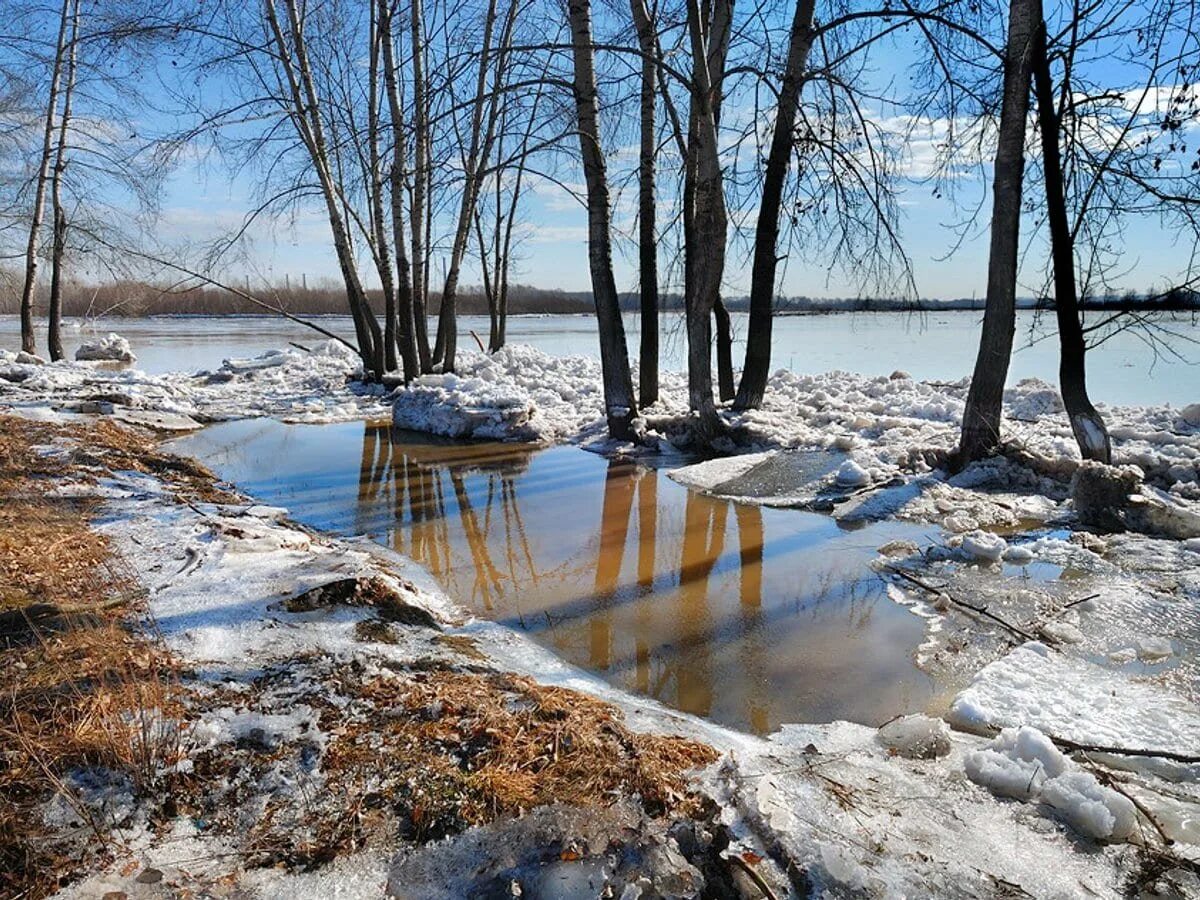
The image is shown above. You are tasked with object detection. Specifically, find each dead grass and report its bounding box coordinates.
[0,415,188,899]
[307,670,718,854]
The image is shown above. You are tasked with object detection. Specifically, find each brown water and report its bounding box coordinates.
[174,419,940,734]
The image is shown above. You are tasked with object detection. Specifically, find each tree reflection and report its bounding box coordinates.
[353,423,774,731]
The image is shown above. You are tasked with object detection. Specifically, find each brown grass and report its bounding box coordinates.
[0,415,187,899]
[308,670,718,851]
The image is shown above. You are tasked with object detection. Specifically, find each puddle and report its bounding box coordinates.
[173,419,944,734]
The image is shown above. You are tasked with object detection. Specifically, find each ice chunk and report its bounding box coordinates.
[221,349,288,373]
[1040,771,1137,841]
[877,715,951,759]
[835,459,871,488]
[1135,637,1173,662]
[75,333,135,362]
[950,644,1200,756]
[964,725,1066,800]
[1001,545,1035,564]
[1039,621,1084,645]
[962,530,1007,562]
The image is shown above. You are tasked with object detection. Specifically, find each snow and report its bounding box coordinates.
[1,339,388,423]
[961,529,1007,562]
[75,332,136,362]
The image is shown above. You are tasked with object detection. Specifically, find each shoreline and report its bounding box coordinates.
[2,345,1199,896]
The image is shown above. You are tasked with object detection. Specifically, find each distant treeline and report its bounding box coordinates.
[1,278,1196,317]
[0,279,594,318]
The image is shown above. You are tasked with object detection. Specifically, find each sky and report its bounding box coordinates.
[129,2,1200,303]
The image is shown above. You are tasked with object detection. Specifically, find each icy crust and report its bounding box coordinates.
[710,722,1140,898]
[0,340,388,424]
[950,643,1200,758]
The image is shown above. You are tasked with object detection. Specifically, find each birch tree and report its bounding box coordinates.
[16,0,72,355]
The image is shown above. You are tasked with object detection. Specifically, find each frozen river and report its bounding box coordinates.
[3,309,1197,406]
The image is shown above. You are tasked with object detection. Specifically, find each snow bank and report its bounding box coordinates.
[1,339,387,424]
[75,332,136,362]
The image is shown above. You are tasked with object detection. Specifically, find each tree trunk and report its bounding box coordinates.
[714,298,734,401]
[433,0,508,373]
[1031,20,1110,462]
[379,0,421,381]
[734,0,816,409]
[957,0,1038,464]
[18,0,73,356]
[47,0,80,363]
[410,0,433,373]
[266,0,383,377]
[630,0,659,407]
[567,0,638,439]
[367,0,398,374]
[683,0,731,440]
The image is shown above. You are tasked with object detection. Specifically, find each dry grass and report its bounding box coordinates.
[308,670,718,852]
[0,415,187,899]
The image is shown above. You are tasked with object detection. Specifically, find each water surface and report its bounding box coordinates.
[6,310,1196,406]
[174,419,940,734]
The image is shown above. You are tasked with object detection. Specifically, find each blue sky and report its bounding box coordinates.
[143,2,1198,303]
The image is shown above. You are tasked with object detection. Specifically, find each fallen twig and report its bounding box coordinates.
[1062,593,1101,610]
[727,853,779,900]
[1079,757,1174,847]
[1049,735,1200,765]
[885,566,1040,643]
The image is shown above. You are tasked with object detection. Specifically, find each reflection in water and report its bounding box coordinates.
[175,419,939,734]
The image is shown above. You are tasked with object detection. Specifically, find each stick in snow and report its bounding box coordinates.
[885,565,1040,643]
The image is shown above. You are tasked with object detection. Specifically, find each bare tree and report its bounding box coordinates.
[431,0,507,373]
[261,0,385,377]
[379,0,422,380]
[734,0,816,410]
[630,0,660,407]
[957,0,1038,464]
[1030,13,1109,462]
[16,0,72,355]
[46,0,80,362]
[567,0,638,439]
[681,0,732,440]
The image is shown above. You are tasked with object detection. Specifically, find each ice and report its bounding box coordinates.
[835,458,871,487]
[75,332,136,362]
[961,529,1007,562]
[1,338,388,424]
[949,643,1200,756]
[221,349,290,372]
[876,714,952,759]
[1001,544,1035,564]
[965,727,1138,841]
[1041,771,1138,841]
